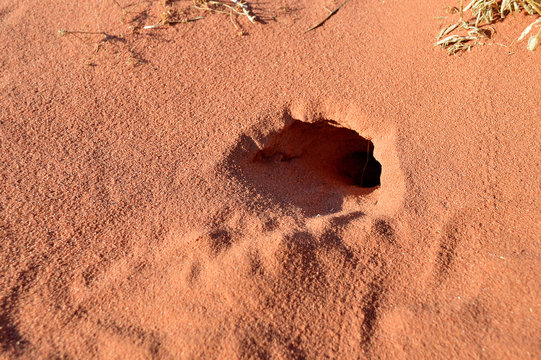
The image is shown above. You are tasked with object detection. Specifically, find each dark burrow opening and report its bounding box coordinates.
[253,120,382,188]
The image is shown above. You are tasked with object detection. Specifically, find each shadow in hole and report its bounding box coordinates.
[225,118,381,217]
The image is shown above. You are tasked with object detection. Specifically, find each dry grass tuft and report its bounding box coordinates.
[144,0,257,35]
[436,0,541,54]
[435,34,479,54]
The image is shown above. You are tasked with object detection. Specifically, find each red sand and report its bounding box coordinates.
[1,0,540,358]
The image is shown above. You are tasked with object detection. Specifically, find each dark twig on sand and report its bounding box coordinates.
[305,0,352,33]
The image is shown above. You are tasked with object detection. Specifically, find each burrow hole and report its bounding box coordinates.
[253,120,382,188]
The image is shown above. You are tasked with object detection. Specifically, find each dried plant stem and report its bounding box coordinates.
[305,0,352,33]
[143,14,205,29]
[229,10,238,28]
[112,0,123,9]
[231,0,256,23]
[57,29,107,37]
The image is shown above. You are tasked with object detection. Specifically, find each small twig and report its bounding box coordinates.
[143,16,205,29]
[112,0,123,9]
[231,0,256,23]
[57,29,107,37]
[229,9,244,35]
[305,0,352,33]
[193,5,229,15]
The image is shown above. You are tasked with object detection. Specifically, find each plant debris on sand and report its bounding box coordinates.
[436,0,541,54]
[144,0,257,35]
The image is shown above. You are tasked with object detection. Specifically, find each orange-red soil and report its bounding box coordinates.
[1,0,540,358]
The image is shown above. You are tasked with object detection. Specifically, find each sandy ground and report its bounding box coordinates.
[1,0,540,358]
